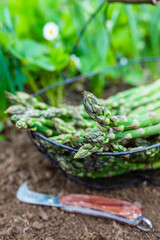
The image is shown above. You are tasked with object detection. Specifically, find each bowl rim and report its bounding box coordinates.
[30,131,160,156]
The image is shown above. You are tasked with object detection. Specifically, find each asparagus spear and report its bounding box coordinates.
[83,91,112,123]
[6,106,47,121]
[50,134,73,145]
[42,106,95,129]
[5,105,27,115]
[84,91,160,131]
[103,110,160,131]
[124,91,160,110]
[15,117,56,137]
[6,91,48,110]
[8,105,96,131]
[11,115,76,135]
[6,101,92,129]
[102,79,160,109]
[74,124,160,158]
[130,101,160,116]
[6,92,90,119]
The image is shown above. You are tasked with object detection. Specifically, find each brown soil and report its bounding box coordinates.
[0,131,160,240]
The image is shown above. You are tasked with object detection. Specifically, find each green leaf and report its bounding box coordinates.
[14,59,26,91]
[50,48,69,70]
[0,134,5,141]
[31,56,55,71]
[7,39,55,71]
[7,39,49,59]
[0,122,4,132]
[124,70,145,86]
[19,39,48,58]
[7,45,24,59]
[0,47,15,93]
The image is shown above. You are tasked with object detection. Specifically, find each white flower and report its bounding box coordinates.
[119,57,128,66]
[43,22,59,41]
[70,54,81,69]
[106,20,113,31]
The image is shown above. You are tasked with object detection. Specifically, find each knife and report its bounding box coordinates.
[17,182,152,232]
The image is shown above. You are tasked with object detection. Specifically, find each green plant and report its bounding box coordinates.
[0,121,5,141]
[1,0,160,120]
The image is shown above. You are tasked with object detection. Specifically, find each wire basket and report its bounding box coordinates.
[29,1,160,189]
[29,129,160,189]
[29,55,160,189]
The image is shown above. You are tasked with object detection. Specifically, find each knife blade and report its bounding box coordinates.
[17,182,152,232]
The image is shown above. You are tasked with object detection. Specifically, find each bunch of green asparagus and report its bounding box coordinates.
[5,79,160,178]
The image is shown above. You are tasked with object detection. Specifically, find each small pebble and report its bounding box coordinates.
[133,201,142,209]
[32,221,43,230]
[0,230,8,236]
[45,237,54,240]
[7,226,23,235]
[152,189,160,195]
[142,181,147,186]
[7,227,13,234]
[15,226,23,234]
[45,171,52,178]
[21,152,27,158]
[70,213,75,217]
[39,210,48,221]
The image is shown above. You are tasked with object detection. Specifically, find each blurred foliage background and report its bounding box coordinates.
[0,0,160,126]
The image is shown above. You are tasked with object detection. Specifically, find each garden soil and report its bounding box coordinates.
[0,130,160,240]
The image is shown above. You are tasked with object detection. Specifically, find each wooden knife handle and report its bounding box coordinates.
[60,194,141,220]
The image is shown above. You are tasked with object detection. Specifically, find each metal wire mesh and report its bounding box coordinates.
[29,131,160,189]
[29,1,160,189]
